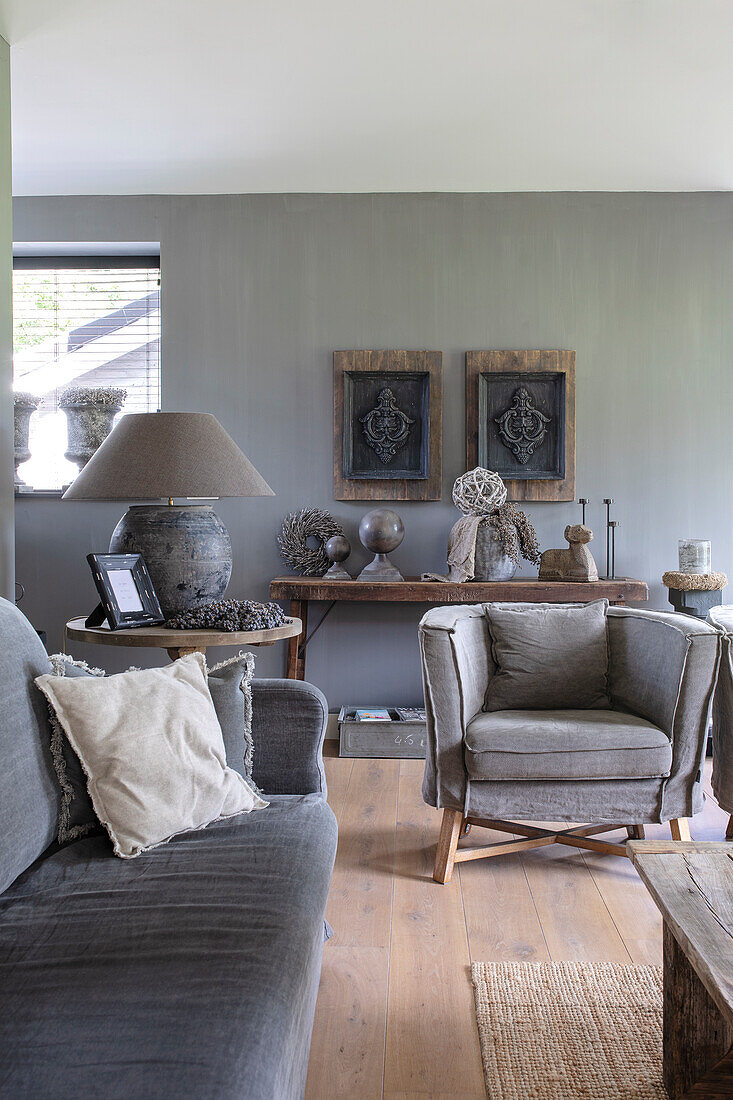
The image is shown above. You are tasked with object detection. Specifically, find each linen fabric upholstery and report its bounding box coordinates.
[420,604,491,810]
[45,652,258,846]
[607,607,721,819]
[0,598,60,895]
[0,794,337,1100]
[35,654,266,859]
[419,603,721,823]
[708,606,733,813]
[251,678,329,795]
[483,599,610,711]
[465,709,672,781]
[465,776,669,824]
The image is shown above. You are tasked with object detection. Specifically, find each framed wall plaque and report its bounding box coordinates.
[466,350,575,501]
[334,350,442,500]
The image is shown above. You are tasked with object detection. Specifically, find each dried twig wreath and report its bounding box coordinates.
[278,508,345,576]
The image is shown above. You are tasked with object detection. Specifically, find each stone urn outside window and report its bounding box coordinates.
[59,386,127,473]
[13,391,41,485]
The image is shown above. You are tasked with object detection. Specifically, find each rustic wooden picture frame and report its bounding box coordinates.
[334,350,442,500]
[466,350,575,502]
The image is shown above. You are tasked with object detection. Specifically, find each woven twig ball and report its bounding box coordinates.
[452,467,508,517]
[278,508,345,576]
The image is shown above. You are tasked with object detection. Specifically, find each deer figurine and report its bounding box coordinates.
[539,524,599,582]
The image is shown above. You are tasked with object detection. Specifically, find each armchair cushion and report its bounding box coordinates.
[465,708,672,781]
[483,600,611,711]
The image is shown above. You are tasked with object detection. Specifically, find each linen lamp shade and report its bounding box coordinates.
[62,412,274,500]
[63,412,274,619]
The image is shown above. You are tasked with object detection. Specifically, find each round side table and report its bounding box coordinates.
[65,616,302,662]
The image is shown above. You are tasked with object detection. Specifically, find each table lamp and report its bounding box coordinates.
[63,412,274,618]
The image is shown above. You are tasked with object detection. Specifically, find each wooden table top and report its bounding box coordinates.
[270,575,649,604]
[66,616,303,649]
[629,840,733,1026]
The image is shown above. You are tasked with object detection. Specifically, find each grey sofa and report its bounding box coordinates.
[0,597,337,1099]
[420,603,721,882]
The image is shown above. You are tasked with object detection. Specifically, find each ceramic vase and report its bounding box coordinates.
[473,522,517,581]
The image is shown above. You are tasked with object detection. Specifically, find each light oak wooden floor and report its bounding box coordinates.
[305,748,728,1100]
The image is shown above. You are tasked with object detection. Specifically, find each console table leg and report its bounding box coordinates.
[663,922,733,1098]
[286,600,307,680]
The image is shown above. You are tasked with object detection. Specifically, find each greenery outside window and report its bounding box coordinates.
[12,254,161,494]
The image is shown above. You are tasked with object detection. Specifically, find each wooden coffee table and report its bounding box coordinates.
[65,616,302,662]
[630,841,733,1098]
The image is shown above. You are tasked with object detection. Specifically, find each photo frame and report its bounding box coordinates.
[86,553,164,630]
[334,349,442,500]
[466,350,575,501]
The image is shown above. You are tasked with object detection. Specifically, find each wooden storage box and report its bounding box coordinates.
[338,706,427,759]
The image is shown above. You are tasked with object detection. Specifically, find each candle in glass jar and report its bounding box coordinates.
[678,539,711,575]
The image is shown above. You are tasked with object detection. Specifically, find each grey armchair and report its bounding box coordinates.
[419,603,721,883]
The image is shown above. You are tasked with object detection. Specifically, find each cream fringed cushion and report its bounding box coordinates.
[35,653,267,859]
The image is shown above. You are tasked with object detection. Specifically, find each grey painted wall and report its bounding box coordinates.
[0,38,13,601]
[12,193,733,706]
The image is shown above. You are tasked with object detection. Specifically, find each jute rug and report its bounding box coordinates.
[471,961,666,1099]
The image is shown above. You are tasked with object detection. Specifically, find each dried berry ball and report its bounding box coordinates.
[166,599,290,632]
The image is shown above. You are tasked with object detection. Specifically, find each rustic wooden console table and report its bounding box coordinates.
[269,576,648,680]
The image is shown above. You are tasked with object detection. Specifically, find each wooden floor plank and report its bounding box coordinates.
[581,841,663,965]
[307,756,729,1095]
[325,757,399,948]
[323,749,353,824]
[521,841,632,962]
[383,760,485,1097]
[384,1092,486,1099]
[460,841,549,963]
[305,945,388,1100]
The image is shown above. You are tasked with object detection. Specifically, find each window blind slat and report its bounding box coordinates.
[12,264,162,492]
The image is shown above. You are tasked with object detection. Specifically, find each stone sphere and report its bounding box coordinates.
[325,534,351,564]
[359,508,405,554]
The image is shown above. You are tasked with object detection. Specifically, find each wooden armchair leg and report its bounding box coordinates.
[726,814,733,841]
[670,818,691,842]
[434,808,464,885]
[627,825,646,840]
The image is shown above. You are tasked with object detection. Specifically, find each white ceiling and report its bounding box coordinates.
[2,0,732,196]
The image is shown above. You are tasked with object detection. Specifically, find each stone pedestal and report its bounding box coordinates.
[667,588,723,619]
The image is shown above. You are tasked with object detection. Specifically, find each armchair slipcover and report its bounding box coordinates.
[419,604,721,882]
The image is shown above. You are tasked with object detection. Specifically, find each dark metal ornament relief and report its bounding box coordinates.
[494,387,551,464]
[360,388,414,464]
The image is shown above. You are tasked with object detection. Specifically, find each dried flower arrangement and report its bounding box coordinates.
[59,386,127,408]
[452,467,541,569]
[485,502,541,566]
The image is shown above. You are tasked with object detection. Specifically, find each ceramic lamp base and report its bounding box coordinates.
[109,504,232,618]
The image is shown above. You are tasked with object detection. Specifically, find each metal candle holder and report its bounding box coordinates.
[578,498,589,525]
[603,498,614,579]
[609,521,619,580]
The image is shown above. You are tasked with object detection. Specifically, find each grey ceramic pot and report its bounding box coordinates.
[473,522,518,581]
[109,504,232,618]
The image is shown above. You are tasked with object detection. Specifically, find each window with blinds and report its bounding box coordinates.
[12,256,161,493]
